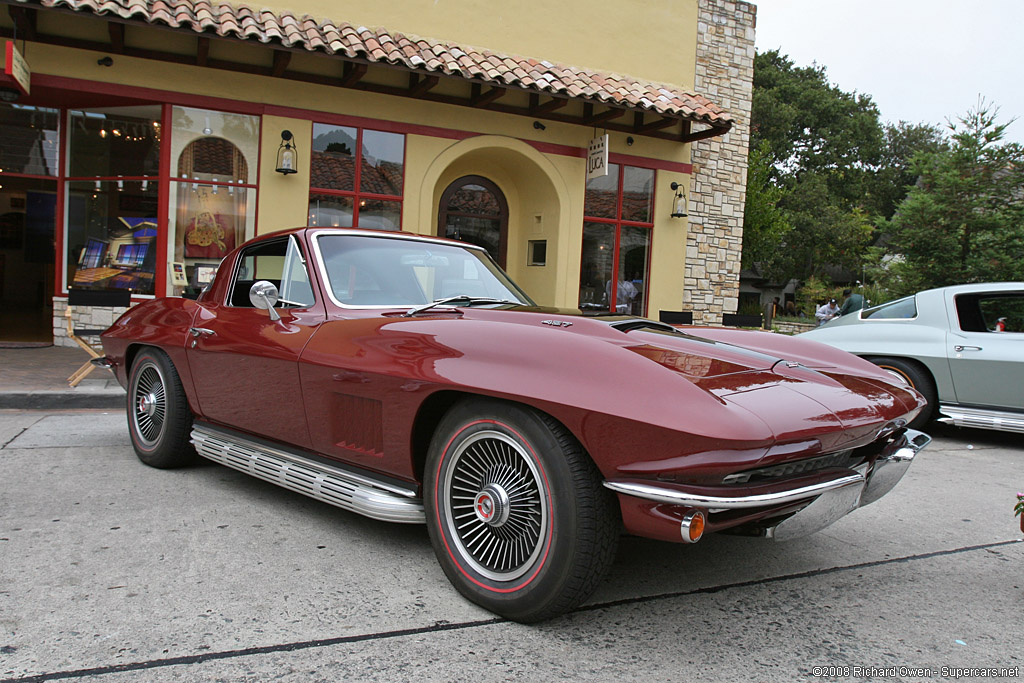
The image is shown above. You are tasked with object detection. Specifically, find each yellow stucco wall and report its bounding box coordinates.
[254,0,700,90]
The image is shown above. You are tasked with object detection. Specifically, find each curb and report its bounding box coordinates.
[0,391,127,410]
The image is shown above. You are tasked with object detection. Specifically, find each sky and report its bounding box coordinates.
[752,0,1024,144]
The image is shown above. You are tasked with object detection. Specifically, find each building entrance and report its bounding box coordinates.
[0,104,59,345]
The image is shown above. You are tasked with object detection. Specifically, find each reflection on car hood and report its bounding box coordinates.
[456,306,918,442]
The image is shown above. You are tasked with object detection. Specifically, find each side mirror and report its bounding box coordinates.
[249,281,281,321]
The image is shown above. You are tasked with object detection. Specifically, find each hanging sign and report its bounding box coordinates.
[4,41,30,96]
[587,134,609,180]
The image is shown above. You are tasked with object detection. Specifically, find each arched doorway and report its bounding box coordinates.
[437,176,508,268]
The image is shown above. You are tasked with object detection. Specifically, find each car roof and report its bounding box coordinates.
[918,282,1024,296]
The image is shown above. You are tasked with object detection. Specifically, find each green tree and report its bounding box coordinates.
[741,140,792,277]
[886,102,1024,291]
[745,50,884,282]
[751,50,884,202]
[865,121,948,221]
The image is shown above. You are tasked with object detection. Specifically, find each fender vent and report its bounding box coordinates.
[331,394,384,455]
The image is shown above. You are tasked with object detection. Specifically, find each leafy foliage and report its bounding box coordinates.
[741,140,791,276]
[885,101,1024,294]
[743,51,1022,306]
[744,51,882,282]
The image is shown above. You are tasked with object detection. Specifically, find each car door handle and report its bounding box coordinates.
[953,345,981,352]
[189,327,216,338]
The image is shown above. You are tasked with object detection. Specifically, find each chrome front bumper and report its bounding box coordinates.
[605,429,931,541]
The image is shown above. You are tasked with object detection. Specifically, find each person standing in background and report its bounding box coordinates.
[816,298,840,326]
[839,288,864,316]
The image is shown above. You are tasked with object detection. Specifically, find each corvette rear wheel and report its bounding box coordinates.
[869,356,936,430]
[127,348,197,469]
[425,399,619,623]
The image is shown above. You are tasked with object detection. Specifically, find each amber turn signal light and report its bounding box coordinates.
[680,509,706,543]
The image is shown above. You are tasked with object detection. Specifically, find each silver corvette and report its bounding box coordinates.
[801,282,1024,433]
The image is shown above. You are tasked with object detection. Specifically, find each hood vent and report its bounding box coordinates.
[606,318,679,334]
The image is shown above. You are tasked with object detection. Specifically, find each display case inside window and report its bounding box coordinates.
[65,180,159,294]
[168,107,259,296]
[0,104,60,176]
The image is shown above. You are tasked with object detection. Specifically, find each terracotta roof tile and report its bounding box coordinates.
[17,0,732,129]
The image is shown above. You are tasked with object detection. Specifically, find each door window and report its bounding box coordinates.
[228,236,313,308]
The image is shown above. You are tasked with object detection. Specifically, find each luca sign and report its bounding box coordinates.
[587,134,609,180]
[4,41,30,95]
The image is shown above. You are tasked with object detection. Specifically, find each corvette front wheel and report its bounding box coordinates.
[425,399,619,622]
[127,348,197,469]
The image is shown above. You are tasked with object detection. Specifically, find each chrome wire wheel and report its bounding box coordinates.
[130,360,167,449]
[441,430,549,582]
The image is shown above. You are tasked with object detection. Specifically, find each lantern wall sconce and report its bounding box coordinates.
[670,181,688,218]
[276,130,298,175]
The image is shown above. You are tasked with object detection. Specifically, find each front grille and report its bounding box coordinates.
[721,449,857,485]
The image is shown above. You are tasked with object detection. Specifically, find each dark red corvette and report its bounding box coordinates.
[99,227,930,621]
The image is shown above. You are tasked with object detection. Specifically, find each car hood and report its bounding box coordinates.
[448,305,922,445]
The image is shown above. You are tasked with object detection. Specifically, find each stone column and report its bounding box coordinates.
[686,0,755,325]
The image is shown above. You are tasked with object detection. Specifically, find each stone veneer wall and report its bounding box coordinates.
[685,0,755,325]
[52,297,135,348]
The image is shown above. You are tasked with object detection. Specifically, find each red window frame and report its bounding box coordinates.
[307,126,406,229]
[580,163,656,317]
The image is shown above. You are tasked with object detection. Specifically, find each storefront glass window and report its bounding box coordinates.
[69,108,161,178]
[578,222,615,310]
[64,106,162,294]
[65,180,160,295]
[0,104,60,176]
[583,165,620,220]
[578,163,654,315]
[308,124,404,230]
[622,166,654,223]
[360,130,404,196]
[168,106,259,296]
[308,193,354,228]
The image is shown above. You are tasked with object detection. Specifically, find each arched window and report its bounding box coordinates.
[175,137,250,260]
[438,176,508,268]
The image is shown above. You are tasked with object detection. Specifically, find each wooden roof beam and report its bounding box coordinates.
[341,62,367,87]
[107,22,125,53]
[8,6,38,41]
[471,84,506,107]
[196,36,210,67]
[681,123,731,143]
[272,49,291,78]
[529,94,567,115]
[408,73,439,97]
[637,116,677,134]
[583,107,625,126]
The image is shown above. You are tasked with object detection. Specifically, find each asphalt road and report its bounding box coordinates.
[1,411,1021,682]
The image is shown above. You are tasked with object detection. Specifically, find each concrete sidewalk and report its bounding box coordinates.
[0,346,126,410]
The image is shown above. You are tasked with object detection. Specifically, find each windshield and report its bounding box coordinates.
[315,234,534,308]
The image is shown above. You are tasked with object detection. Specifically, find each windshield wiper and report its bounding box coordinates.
[403,295,516,317]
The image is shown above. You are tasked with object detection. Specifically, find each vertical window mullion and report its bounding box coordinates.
[57,108,68,294]
[352,129,362,227]
[610,164,626,311]
[156,102,173,298]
